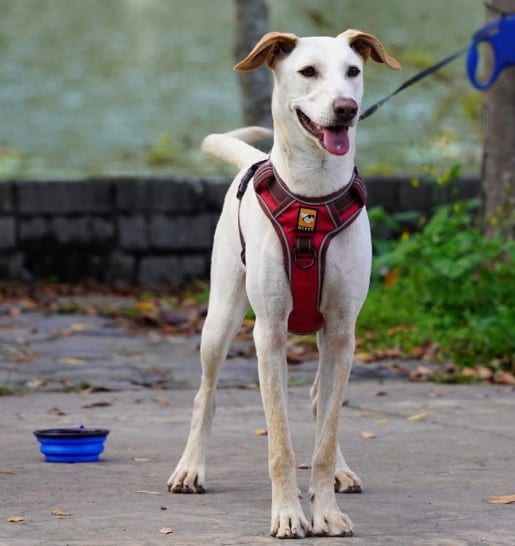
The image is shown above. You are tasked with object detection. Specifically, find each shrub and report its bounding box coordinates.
[359,199,514,369]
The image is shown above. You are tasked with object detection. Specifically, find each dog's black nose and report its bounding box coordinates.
[332,98,358,122]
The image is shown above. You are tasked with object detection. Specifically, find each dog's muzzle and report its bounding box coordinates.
[296,98,357,156]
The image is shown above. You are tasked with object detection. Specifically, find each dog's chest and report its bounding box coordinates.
[240,160,367,334]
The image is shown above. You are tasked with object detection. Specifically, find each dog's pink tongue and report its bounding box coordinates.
[322,127,349,156]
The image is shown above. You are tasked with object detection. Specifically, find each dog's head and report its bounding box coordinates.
[235,30,400,157]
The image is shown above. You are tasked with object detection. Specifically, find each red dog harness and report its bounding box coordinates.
[238,160,367,335]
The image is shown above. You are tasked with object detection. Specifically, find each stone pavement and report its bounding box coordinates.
[1,308,514,545]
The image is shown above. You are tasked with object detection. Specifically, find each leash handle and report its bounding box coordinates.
[467,14,515,90]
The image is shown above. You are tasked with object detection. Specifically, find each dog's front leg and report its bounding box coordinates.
[168,265,249,494]
[309,325,355,537]
[254,318,312,539]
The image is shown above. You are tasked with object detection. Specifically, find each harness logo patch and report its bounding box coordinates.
[297,207,317,232]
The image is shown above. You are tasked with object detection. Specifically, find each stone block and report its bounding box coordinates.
[0,252,31,281]
[138,255,207,286]
[180,255,209,279]
[115,178,151,212]
[202,178,231,211]
[106,251,136,284]
[116,177,206,213]
[17,180,112,214]
[0,183,13,212]
[118,215,149,250]
[0,217,16,249]
[138,256,183,286]
[148,213,217,250]
[49,216,115,246]
[149,178,205,212]
[19,217,49,242]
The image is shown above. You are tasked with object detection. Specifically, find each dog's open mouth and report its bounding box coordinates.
[296,109,350,156]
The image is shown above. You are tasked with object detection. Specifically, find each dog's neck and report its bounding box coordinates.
[269,128,357,198]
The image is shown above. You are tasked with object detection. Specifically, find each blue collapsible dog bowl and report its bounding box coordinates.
[33,427,110,463]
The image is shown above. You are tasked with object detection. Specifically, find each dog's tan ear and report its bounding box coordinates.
[339,29,400,70]
[234,32,299,71]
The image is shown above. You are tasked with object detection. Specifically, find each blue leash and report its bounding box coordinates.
[360,12,515,121]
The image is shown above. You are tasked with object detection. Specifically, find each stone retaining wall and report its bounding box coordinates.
[0,175,479,286]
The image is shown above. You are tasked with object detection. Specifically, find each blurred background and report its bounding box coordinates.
[0,0,483,180]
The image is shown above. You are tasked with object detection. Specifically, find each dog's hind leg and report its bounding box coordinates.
[310,372,363,494]
[167,245,248,494]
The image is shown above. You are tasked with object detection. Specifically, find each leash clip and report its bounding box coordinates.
[467,14,515,90]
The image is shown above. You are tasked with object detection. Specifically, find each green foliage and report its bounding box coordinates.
[0,385,22,396]
[146,133,179,166]
[359,199,515,368]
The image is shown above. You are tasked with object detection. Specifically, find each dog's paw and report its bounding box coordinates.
[334,468,362,494]
[167,467,206,494]
[270,502,312,539]
[312,509,353,537]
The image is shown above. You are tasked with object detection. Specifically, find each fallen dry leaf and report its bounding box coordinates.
[377,418,389,425]
[137,490,163,495]
[26,378,48,389]
[57,357,87,366]
[1,469,16,475]
[53,323,92,338]
[159,527,173,535]
[487,494,515,505]
[361,431,377,439]
[7,516,24,522]
[48,407,68,416]
[373,347,402,359]
[253,428,268,436]
[475,366,493,381]
[409,365,434,382]
[298,463,311,469]
[152,398,170,408]
[460,367,477,379]
[407,411,428,421]
[82,401,112,409]
[52,509,72,517]
[70,322,89,331]
[135,301,158,314]
[354,352,375,363]
[7,306,21,318]
[493,371,515,386]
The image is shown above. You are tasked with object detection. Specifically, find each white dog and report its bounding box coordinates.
[168,30,399,538]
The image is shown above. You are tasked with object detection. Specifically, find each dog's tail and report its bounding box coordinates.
[201,126,271,170]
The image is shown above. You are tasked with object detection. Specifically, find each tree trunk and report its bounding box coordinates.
[234,0,272,128]
[481,0,515,239]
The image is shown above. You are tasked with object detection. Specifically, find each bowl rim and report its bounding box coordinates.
[34,428,110,439]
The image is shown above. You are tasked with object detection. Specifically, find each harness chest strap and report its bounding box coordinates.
[238,160,367,335]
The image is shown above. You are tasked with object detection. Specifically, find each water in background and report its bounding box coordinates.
[0,0,484,179]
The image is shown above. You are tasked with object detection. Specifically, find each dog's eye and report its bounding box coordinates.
[299,66,317,78]
[347,66,361,78]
